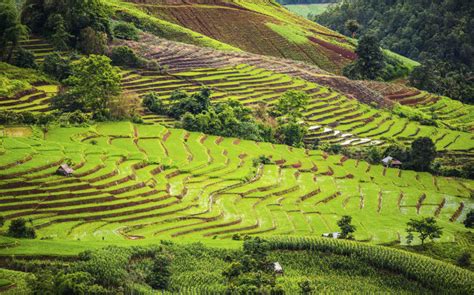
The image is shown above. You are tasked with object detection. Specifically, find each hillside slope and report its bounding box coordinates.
[0,123,472,245]
[110,0,355,74]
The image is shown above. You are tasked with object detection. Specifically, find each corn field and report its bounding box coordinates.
[268,236,474,293]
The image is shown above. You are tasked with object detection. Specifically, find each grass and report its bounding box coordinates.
[284,3,333,18]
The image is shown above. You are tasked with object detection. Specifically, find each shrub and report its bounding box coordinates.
[43,53,74,81]
[77,27,108,55]
[8,218,36,239]
[113,22,139,41]
[110,46,142,67]
[12,48,38,69]
[142,92,165,114]
[457,252,471,268]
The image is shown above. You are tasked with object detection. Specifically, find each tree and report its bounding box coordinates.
[274,90,309,119]
[343,33,385,80]
[142,92,165,115]
[276,120,306,147]
[0,0,28,61]
[12,48,37,69]
[110,46,142,67]
[7,218,36,239]
[55,55,121,113]
[0,215,4,227]
[113,22,139,41]
[43,53,74,81]
[464,210,474,228]
[337,215,356,239]
[410,137,436,172]
[406,217,443,245]
[48,14,72,51]
[345,19,360,38]
[77,27,108,55]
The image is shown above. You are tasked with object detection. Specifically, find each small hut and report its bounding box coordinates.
[56,164,74,177]
[381,156,402,168]
[273,262,284,275]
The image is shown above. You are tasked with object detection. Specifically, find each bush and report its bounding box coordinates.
[110,46,142,67]
[113,22,139,41]
[77,27,108,55]
[457,252,471,268]
[58,110,91,126]
[142,92,165,114]
[12,48,38,69]
[42,53,73,81]
[8,218,36,239]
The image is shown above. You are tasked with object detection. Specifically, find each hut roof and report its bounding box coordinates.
[59,164,74,174]
[274,262,283,272]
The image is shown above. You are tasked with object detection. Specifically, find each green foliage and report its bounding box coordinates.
[410,137,436,172]
[77,27,108,55]
[409,59,474,104]
[53,55,121,114]
[142,92,165,115]
[457,252,471,268]
[0,110,56,125]
[7,218,36,239]
[464,210,474,229]
[48,14,72,51]
[344,19,359,37]
[343,33,385,80]
[110,46,142,67]
[0,0,28,61]
[269,236,474,294]
[22,0,112,46]
[252,155,273,167]
[273,90,309,118]
[276,119,307,147]
[317,0,473,103]
[298,279,314,294]
[113,22,139,41]
[0,215,4,227]
[337,215,356,239]
[12,48,38,69]
[406,217,443,246]
[43,53,75,81]
[393,104,437,126]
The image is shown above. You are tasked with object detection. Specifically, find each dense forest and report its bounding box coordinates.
[316,0,474,104]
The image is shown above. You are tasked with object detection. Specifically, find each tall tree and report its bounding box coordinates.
[53,55,121,113]
[345,19,360,38]
[337,215,356,239]
[344,33,385,80]
[410,137,436,172]
[0,0,28,62]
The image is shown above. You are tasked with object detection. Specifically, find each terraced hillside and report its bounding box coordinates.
[0,123,472,244]
[364,81,474,132]
[111,0,355,73]
[3,35,473,153]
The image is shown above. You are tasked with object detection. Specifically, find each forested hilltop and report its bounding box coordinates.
[317,0,473,104]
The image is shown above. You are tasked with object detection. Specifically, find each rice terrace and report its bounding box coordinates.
[0,0,473,294]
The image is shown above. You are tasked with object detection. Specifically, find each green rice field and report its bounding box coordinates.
[0,122,471,254]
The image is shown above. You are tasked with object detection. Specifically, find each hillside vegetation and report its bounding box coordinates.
[317,0,473,103]
[0,0,473,293]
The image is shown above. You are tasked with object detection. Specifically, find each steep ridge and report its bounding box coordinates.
[116,0,355,73]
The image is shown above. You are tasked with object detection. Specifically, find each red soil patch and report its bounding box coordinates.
[308,36,357,61]
[162,131,171,141]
